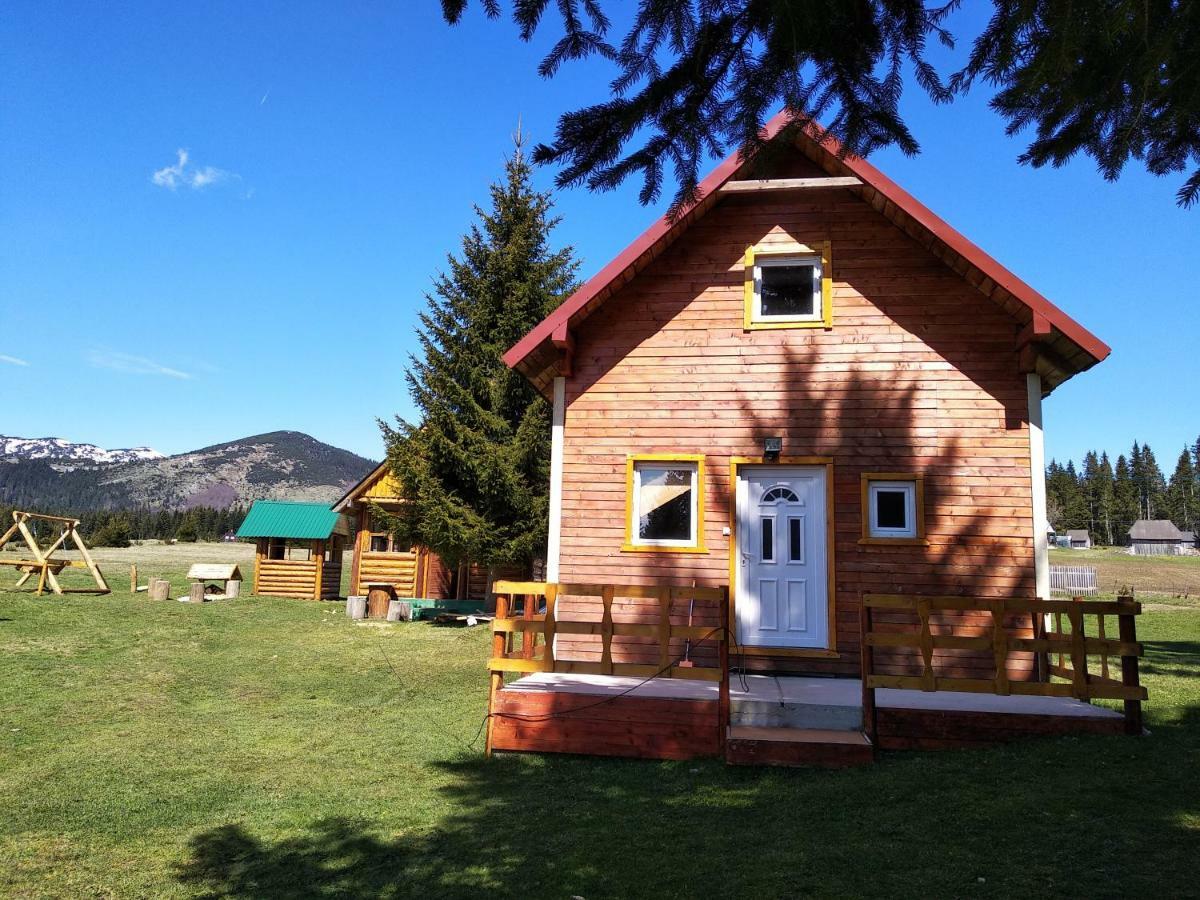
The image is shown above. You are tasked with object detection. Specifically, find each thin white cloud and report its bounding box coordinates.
[152,149,236,190]
[0,354,29,366]
[87,350,191,380]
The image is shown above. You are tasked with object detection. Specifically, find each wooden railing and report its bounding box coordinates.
[861,593,1146,737]
[486,580,729,755]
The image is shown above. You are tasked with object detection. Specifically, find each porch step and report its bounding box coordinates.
[729,676,863,731]
[726,726,875,768]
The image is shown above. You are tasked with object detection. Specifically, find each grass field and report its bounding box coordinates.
[1050,547,1200,602]
[2,547,1199,898]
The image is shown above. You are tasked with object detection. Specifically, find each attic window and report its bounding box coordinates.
[744,244,833,330]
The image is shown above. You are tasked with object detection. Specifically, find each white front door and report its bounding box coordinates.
[735,466,829,649]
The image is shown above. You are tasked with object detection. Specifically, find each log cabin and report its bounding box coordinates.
[237,500,349,600]
[483,114,1147,765]
[333,461,529,605]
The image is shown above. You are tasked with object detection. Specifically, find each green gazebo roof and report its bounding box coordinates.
[236,500,342,540]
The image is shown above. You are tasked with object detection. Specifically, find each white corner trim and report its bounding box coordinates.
[546,376,566,582]
[1027,373,1049,600]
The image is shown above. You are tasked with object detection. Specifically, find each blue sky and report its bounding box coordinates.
[2,2,1196,468]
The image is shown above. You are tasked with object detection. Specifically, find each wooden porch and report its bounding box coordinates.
[485,582,1146,767]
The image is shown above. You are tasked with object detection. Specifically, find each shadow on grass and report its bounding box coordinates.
[1140,641,1200,679]
[176,715,1200,899]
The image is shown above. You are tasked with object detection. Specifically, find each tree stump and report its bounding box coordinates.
[346,596,367,620]
[148,579,170,601]
[386,599,411,622]
[225,579,241,599]
[187,583,206,604]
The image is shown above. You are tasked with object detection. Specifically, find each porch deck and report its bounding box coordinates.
[485,582,1145,766]
[493,672,1125,760]
[503,671,1125,719]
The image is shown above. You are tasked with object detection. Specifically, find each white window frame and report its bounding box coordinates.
[752,254,824,324]
[867,480,917,539]
[632,461,699,548]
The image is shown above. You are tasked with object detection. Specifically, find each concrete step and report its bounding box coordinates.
[726,726,875,767]
[729,675,864,730]
[730,697,864,730]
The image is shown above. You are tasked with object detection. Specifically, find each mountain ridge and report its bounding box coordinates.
[0,430,376,511]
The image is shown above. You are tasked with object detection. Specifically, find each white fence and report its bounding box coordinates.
[1049,564,1098,596]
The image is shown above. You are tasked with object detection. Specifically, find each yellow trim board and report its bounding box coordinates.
[743,241,833,331]
[727,456,838,656]
[623,453,708,554]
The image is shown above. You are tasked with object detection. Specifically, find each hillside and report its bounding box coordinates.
[0,431,375,510]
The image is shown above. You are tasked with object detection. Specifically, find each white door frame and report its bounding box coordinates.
[730,459,836,656]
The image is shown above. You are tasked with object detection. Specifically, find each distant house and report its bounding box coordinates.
[1181,531,1197,551]
[1128,520,1185,556]
[332,461,530,602]
[1066,529,1092,550]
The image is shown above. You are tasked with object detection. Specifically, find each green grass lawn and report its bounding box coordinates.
[2,561,1199,898]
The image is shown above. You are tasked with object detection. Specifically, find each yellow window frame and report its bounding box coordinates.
[743,241,833,330]
[622,453,708,554]
[859,472,929,546]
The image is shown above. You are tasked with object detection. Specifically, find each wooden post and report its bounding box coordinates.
[130,563,138,595]
[313,540,325,601]
[485,592,510,757]
[718,591,730,757]
[521,591,535,659]
[600,585,614,675]
[68,522,109,593]
[542,584,558,672]
[861,599,878,744]
[253,539,264,596]
[1118,594,1143,735]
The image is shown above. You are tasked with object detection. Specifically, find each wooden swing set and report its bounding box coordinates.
[0,510,110,595]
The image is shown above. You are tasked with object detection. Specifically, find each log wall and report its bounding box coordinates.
[256,558,319,600]
[557,186,1037,676]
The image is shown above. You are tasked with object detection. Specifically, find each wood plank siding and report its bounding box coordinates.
[555,186,1036,676]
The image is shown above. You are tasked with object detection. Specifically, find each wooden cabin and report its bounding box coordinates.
[236,500,349,599]
[333,462,528,602]
[483,113,1146,766]
[1128,519,1185,555]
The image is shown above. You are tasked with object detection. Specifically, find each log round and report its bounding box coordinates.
[346,596,367,620]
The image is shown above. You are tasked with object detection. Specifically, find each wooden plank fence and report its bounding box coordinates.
[861,593,1145,739]
[1049,564,1098,596]
[486,580,729,756]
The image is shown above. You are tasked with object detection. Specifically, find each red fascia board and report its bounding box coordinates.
[502,112,794,371]
[504,113,1110,371]
[812,129,1111,364]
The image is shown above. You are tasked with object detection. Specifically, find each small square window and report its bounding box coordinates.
[753,256,822,324]
[863,477,923,542]
[625,457,705,551]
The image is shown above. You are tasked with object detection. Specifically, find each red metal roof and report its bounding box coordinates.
[504,111,1110,387]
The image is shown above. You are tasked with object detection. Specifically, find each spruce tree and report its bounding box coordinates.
[381,135,579,572]
[1139,443,1168,520]
[1166,448,1198,533]
[1096,452,1115,546]
[1113,454,1140,543]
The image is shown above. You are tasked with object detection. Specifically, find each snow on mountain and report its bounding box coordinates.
[0,435,164,465]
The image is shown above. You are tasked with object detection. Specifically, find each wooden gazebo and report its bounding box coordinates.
[236,501,349,599]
